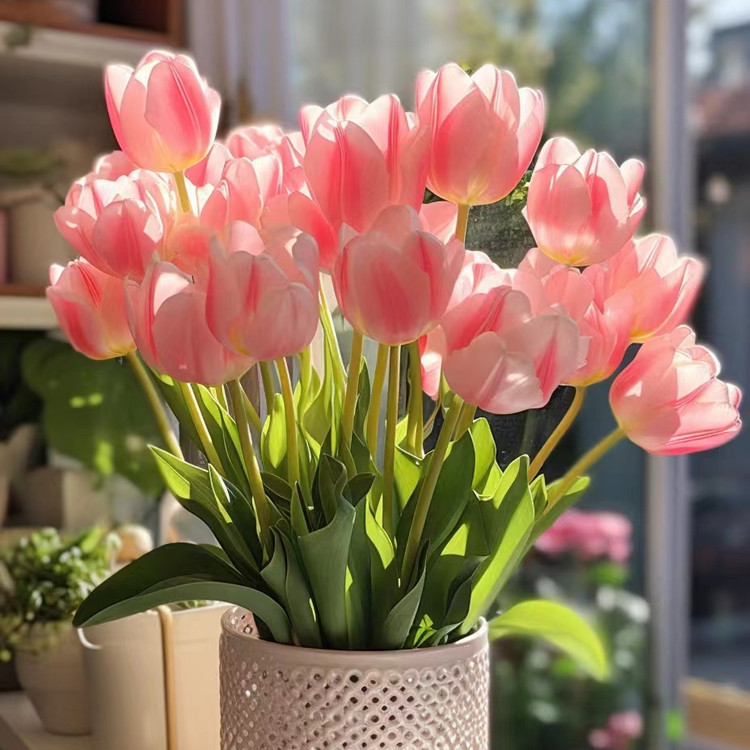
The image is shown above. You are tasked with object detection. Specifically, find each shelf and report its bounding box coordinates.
[0,286,57,330]
[0,692,92,750]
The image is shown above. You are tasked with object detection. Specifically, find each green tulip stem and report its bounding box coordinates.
[212,384,228,411]
[178,381,226,475]
[174,171,192,214]
[299,346,313,411]
[258,362,276,415]
[228,379,271,550]
[400,394,466,587]
[405,341,425,458]
[365,343,389,457]
[126,352,183,459]
[456,203,471,243]
[240,388,261,433]
[381,345,401,537]
[454,402,477,439]
[528,386,586,480]
[275,358,300,488]
[547,426,625,510]
[340,330,364,459]
[318,289,346,395]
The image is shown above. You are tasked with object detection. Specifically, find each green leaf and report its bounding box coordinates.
[352,356,370,440]
[531,475,590,542]
[393,446,421,511]
[151,448,260,581]
[469,418,501,496]
[313,454,348,526]
[344,474,375,506]
[278,533,322,648]
[366,502,398,625]
[460,456,535,633]
[261,393,288,475]
[345,497,371,649]
[297,499,356,648]
[74,543,291,643]
[377,544,428,650]
[489,600,609,681]
[21,339,164,494]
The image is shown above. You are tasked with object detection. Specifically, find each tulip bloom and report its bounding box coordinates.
[525,137,646,266]
[416,63,544,206]
[584,233,706,342]
[47,260,134,360]
[333,205,464,346]
[610,326,742,454]
[300,93,429,234]
[105,51,221,173]
[126,261,253,385]
[441,285,583,414]
[55,171,174,282]
[206,223,320,361]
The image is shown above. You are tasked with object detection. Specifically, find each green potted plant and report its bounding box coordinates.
[0,527,114,735]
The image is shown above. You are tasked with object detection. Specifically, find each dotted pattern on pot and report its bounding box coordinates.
[220,610,490,750]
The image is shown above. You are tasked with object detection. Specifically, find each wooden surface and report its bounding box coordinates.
[687,678,750,749]
[0,692,92,750]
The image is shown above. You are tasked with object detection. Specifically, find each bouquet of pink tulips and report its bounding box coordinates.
[52,53,740,662]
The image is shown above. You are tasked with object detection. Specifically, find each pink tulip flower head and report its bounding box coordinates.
[333,205,465,346]
[185,142,232,188]
[47,260,135,360]
[441,285,583,414]
[89,150,137,181]
[299,93,429,235]
[416,63,544,206]
[584,233,706,342]
[513,248,633,386]
[610,326,742,454]
[206,222,320,362]
[525,137,646,266]
[105,51,221,173]
[55,170,175,282]
[126,260,253,385]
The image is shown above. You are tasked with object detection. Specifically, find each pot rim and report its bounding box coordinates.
[221,606,488,659]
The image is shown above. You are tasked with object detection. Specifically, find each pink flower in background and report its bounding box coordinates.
[333,205,464,346]
[206,223,320,361]
[126,260,253,385]
[589,711,643,750]
[536,509,632,564]
[416,63,544,206]
[47,260,135,360]
[610,326,742,454]
[105,51,221,173]
[185,142,232,188]
[88,150,137,181]
[300,93,429,235]
[584,233,706,343]
[525,137,646,266]
[441,285,583,413]
[55,171,175,282]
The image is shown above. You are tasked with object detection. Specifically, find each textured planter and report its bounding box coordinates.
[15,623,89,736]
[220,608,490,750]
[80,603,229,750]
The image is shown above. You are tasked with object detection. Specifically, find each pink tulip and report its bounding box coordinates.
[589,712,643,750]
[419,250,509,399]
[55,171,175,282]
[300,93,429,235]
[198,156,284,234]
[89,150,137,180]
[416,63,544,206]
[441,285,583,414]
[610,326,742,455]
[525,137,646,266]
[126,260,253,385]
[47,260,134,360]
[513,248,632,386]
[227,124,306,193]
[418,201,459,243]
[206,222,320,361]
[584,233,706,342]
[333,205,464,346]
[105,51,221,172]
[186,142,232,188]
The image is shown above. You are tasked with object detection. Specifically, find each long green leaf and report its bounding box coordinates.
[489,600,609,681]
[74,543,291,643]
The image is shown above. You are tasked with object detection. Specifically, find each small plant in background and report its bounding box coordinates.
[492,510,648,750]
[0,528,115,660]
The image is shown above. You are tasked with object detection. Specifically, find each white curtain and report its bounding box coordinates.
[187,0,458,128]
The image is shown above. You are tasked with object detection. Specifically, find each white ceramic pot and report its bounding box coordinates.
[15,623,90,736]
[80,603,229,750]
[220,608,490,750]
